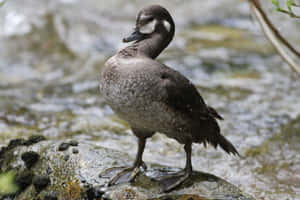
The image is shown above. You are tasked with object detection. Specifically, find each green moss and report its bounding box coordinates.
[96,124,128,135]
[245,115,300,158]
[198,85,252,101]
[255,163,277,174]
[244,141,270,157]
[43,154,77,194]
[63,178,82,200]
[0,0,5,7]
[271,116,300,144]
[194,25,243,37]
[182,24,274,55]
[280,162,291,169]
[109,115,130,129]
[231,71,261,79]
[0,171,19,195]
[18,13,77,60]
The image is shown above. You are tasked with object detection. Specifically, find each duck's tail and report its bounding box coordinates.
[216,134,240,156]
[197,116,240,157]
[207,106,223,120]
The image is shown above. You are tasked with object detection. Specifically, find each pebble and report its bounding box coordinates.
[69,140,79,146]
[33,175,51,192]
[58,142,70,151]
[72,148,79,154]
[64,155,70,161]
[24,135,46,146]
[21,151,40,169]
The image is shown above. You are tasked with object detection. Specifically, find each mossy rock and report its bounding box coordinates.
[0,137,255,200]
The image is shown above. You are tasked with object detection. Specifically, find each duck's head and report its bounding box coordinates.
[123,5,175,44]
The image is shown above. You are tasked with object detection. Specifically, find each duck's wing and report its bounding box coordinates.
[158,65,240,155]
[158,64,223,120]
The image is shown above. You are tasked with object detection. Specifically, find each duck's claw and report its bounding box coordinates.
[101,166,141,186]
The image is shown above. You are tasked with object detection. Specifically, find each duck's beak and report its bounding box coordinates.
[123,29,145,43]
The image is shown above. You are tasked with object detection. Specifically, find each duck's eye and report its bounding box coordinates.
[146,17,154,22]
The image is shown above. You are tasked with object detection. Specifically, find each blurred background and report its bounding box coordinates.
[0,0,299,199]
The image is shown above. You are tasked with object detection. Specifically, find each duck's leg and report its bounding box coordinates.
[107,137,147,185]
[157,143,193,192]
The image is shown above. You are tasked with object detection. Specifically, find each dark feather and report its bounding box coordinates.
[216,134,240,156]
[197,115,239,156]
[161,67,208,118]
[207,106,224,120]
[160,65,238,156]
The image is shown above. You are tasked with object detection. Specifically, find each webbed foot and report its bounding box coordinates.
[100,137,149,186]
[157,170,191,192]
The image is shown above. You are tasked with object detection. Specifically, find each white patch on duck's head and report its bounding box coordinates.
[139,13,149,21]
[163,20,171,32]
[139,18,157,34]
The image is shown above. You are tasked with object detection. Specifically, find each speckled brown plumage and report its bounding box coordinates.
[99,4,239,192]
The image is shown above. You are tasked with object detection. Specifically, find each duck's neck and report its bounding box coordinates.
[121,33,172,59]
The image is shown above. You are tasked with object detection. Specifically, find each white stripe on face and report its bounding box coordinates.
[139,19,157,34]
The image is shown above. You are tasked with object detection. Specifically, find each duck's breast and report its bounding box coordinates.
[100,56,195,142]
[100,56,161,116]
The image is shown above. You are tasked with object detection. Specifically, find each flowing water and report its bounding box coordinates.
[0,0,299,199]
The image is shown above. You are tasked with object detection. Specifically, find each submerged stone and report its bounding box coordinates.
[69,140,79,147]
[63,154,70,161]
[72,148,79,154]
[58,142,70,151]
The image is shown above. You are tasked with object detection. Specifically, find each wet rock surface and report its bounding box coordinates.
[0,137,254,200]
[0,0,300,199]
